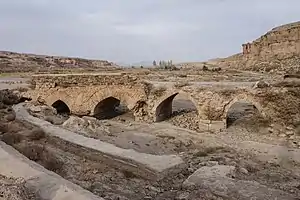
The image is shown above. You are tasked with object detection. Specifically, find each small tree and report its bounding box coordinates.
[153,60,157,66]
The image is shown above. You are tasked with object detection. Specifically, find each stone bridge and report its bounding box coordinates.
[25,73,300,128]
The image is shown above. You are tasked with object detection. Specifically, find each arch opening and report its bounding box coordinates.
[226,100,265,128]
[155,93,197,122]
[93,97,129,120]
[52,100,71,116]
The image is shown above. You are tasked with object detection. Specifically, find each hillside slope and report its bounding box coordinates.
[0,51,119,73]
[217,21,300,73]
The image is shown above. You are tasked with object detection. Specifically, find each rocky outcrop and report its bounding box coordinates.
[242,22,300,59]
[0,51,119,73]
[220,21,300,73]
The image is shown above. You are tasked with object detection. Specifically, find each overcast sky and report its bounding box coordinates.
[0,0,299,64]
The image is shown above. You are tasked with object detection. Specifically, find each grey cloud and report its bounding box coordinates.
[0,0,300,64]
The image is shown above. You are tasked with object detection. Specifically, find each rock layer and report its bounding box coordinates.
[220,21,300,72]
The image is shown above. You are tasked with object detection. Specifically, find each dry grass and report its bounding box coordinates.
[0,122,8,133]
[174,82,191,88]
[45,116,65,125]
[6,123,22,133]
[177,74,187,78]
[1,132,22,145]
[5,113,16,122]
[202,105,221,121]
[15,87,29,93]
[152,87,167,97]
[193,146,227,157]
[28,128,46,140]
[272,80,300,87]
[14,142,63,173]
[43,152,64,173]
[141,81,153,96]
[296,125,300,136]
[16,143,44,161]
[0,90,21,105]
[218,88,235,97]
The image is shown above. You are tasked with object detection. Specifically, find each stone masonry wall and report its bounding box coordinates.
[220,21,300,72]
[27,75,300,127]
[32,73,140,89]
[242,22,300,60]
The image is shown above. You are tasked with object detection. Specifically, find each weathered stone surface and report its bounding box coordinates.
[253,80,270,88]
[25,74,300,127]
[237,141,300,165]
[13,103,185,179]
[183,165,235,186]
[219,21,300,72]
[0,141,103,200]
[183,165,296,200]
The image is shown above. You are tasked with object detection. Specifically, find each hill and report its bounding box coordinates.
[217,21,300,73]
[0,51,119,73]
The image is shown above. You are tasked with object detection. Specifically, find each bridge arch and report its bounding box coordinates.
[153,91,198,122]
[155,93,179,122]
[224,96,266,128]
[51,100,71,115]
[93,96,130,120]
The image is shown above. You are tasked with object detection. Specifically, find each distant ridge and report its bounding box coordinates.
[0,50,120,73]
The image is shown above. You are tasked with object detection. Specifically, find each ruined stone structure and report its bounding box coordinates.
[219,21,300,72]
[25,74,300,128]
[242,21,300,59]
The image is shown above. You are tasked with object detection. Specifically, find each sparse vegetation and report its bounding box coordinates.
[177,74,187,78]
[5,113,16,121]
[1,132,22,145]
[174,81,191,88]
[28,128,46,140]
[193,146,226,157]
[141,81,153,96]
[152,87,167,97]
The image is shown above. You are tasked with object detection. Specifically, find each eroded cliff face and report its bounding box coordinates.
[0,51,119,73]
[243,22,300,59]
[220,21,300,73]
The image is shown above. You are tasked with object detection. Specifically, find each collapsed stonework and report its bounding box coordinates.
[242,21,300,59]
[25,74,300,128]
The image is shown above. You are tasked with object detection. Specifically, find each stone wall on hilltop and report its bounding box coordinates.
[219,21,300,73]
[242,22,300,60]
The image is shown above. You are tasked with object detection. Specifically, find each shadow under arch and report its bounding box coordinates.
[93,96,129,120]
[52,100,71,115]
[155,92,199,122]
[225,99,264,128]
[155,93,179,122]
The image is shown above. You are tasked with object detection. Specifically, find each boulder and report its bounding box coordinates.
[183,165,235,186]
[63,116,110,135]
[253,81,270,89]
